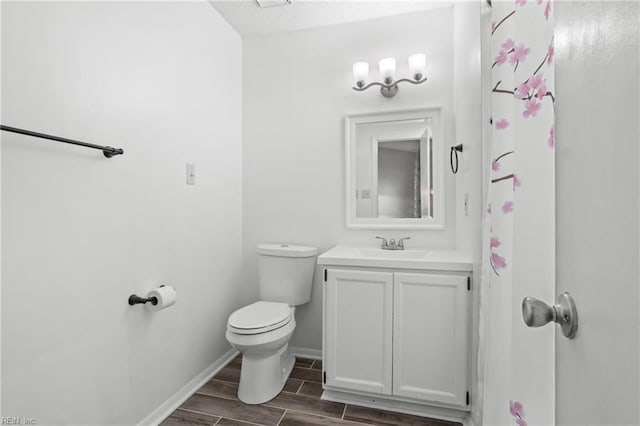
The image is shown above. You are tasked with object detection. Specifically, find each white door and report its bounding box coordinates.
[555,2,640,424]
[323,268,393,395]
[392,272,470,407]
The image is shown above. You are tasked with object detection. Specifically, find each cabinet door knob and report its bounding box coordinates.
[522,292,578,339]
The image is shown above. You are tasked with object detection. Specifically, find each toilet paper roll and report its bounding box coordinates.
[146,285,176,311]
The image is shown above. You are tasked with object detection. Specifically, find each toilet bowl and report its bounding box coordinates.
[226,301,296,404]
[226,243,317,404]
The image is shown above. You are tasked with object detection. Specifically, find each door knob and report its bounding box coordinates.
[522,292,578,339]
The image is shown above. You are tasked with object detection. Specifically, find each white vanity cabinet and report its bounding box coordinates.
[321,262,472,413]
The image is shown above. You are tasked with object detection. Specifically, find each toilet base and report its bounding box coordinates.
[226,308,297,405]
[238,344,295,404]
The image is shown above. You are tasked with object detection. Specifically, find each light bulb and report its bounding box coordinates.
[378,58,396,83]
[408,53,426,80]
[352,62,369,88]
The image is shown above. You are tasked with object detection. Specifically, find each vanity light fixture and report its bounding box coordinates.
[352,53,427,98]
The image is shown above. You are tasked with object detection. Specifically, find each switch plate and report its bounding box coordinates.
[186,163,195,185]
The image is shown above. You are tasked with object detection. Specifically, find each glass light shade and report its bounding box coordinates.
[408,53,426,79]
[379,58,396,80]
[353,62,369,85]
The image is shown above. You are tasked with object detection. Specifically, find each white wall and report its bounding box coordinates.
[453,1,483,259]
[0,1,3,417]
[455,2,483,421]
[1,2,245,424]
[243,5,481,351]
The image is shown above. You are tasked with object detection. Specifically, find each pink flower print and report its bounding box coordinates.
[491,252,507,269]
[547,44,554,64]
[492,159,500,172]
[510,401,524,417]
[495,118,509,129]
[528,73,544,89]
[509,44,530,65]
[548,124,555,148]
[490,237,501,248]
[502,38,515,50]
[487,203,492,214]
[510,401,527,426]
[537,0,543,3]
[544,0,551,20]
[502,201,514,213]
[515,82,531,99]
[513,174,521,189]
[495,50,508,65]
[536,84,547,99]
[523,99,541,118]
[516,0,526,5]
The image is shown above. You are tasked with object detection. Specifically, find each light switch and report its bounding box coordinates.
[186,163,195,185]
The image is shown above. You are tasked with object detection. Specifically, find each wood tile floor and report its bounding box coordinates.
[162,355,462,426]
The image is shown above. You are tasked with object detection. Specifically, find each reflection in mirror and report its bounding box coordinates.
[357,123,432,219]
[346,108,443,229]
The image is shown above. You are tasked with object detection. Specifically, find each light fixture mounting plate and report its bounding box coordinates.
[256,0,292,7]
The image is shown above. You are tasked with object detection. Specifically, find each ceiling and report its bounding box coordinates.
[208,0,453,38]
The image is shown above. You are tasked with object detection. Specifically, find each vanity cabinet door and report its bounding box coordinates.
[324,269,393,395]
[392,272,469,407]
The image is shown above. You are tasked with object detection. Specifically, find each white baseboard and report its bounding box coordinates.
[289,346,322,360]
[138,348,239,426]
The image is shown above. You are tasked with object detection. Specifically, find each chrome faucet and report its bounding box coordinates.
[375,236,411,250]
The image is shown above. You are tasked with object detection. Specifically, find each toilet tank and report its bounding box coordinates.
[257,244,318,306]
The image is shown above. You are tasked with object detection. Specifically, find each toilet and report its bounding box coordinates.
[226,243,317,404]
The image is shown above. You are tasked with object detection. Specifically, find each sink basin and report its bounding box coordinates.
[357,249,430,259]
[317,245,473,271]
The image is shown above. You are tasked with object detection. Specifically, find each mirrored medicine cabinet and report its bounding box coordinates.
[345,108,445,229]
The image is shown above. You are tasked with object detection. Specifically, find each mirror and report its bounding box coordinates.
[345,108,444,229]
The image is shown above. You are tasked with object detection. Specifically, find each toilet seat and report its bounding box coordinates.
[228,301,292,335]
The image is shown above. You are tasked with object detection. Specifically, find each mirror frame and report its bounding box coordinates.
[345,107,445,230]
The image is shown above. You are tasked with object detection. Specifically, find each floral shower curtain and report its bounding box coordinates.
[479,0,556,425]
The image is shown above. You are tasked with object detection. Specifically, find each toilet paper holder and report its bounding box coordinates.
[128,294,158,306]
[128,285,166,306]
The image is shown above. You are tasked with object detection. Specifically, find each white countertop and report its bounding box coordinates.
[317,245,474,272]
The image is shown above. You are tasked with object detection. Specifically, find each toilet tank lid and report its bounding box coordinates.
[257,244,318,258]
